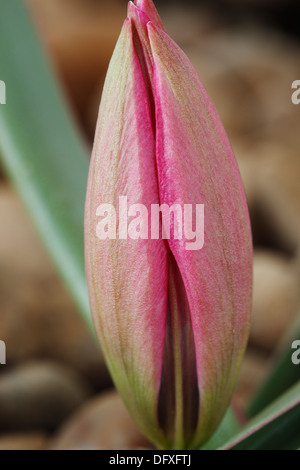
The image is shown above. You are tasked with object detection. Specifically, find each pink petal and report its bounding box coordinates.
[85,18,168,447]
[134,0,165,30]
[148,22,253,447]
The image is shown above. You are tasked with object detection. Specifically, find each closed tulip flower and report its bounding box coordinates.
[85,0,252,450]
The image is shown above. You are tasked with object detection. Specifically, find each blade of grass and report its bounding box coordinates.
[0,0,92,329]
[219,381,300,450]
[200,407,240,450]
[248,313,300,417]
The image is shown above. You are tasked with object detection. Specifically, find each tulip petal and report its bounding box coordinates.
[134,0,165,31]
[86,0,253,450]
[85,18,168,447]
[148,22,253,448]
[127,2,154,104]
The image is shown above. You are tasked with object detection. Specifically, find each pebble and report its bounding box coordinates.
[0,361,91,432]
[250,251,300,350]
[0,433,48,450]
[0,185,111,390]
[50,391,152,450]
[234,348,270,409]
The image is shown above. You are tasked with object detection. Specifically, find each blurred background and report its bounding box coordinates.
[0,0,299,450]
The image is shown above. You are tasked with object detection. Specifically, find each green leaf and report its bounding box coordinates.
[219,381,300,450]
[200,407,240,450]
[0,0,92,329]
[248,314,300,417]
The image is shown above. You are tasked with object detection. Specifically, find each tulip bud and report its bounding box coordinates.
[85,0,252,450]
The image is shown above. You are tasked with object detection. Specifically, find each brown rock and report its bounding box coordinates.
[0,185,111,390]
[250,250,300,351]
[254,151,300,255]
[0,433,47,450]
[0,361,91,432]
[234,348,270,409]
[50,391,152,450]
[235,142,300,258]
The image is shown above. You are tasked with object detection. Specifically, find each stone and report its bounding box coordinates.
[0,185,111,390]
[0,361,91,432]
[0,433,47,450]
[50,391,152,450]
[234,348,270,409]
[250,250,300,351]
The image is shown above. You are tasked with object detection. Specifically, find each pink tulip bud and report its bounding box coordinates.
[85,0,252,450]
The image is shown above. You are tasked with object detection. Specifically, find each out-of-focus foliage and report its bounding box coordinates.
[0,0,91,329]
